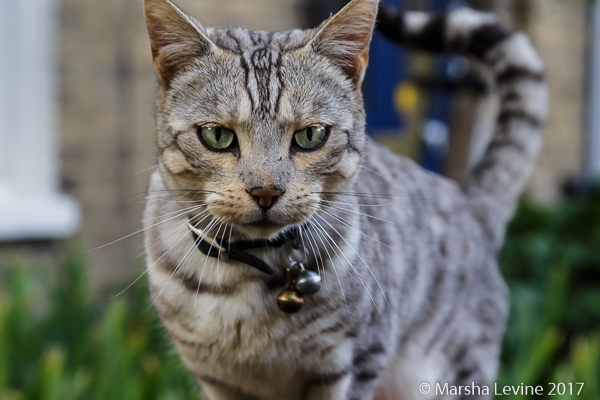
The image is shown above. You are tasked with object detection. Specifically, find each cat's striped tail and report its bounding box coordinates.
[377,4,548,248]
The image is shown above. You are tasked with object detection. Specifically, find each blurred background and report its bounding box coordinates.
[0,0,599,399]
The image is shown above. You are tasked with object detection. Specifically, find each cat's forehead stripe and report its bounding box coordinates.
[210,27,309,120]
[248,34,279,119]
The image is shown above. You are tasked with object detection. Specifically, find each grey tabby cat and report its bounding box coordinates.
[141,0,547,398]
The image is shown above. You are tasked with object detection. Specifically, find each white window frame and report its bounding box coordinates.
[0,0,80,240]
[584,2,600,183]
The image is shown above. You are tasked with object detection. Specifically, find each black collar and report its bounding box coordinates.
[188,219,300,275]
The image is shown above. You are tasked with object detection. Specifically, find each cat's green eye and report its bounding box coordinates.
[293,126,328,150]
[197,126,236,151]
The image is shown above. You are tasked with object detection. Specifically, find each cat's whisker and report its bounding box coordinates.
[145,214,220,306]
[227,224,233,256]
[136,208,206,262]
[191,218,221,302]
[317,191,441,205]
[314,191,409,200]
[131,210,210,265]
[300,224,325,281]
[320,201,380,232]
[319,200,380,232]
[154,199,212,204]
[194,217,223,306]
[263,231,276,259]
[166,191,192,204]
[148,191,210,200]
[132,165,159,175]
[142,188,215,203]
[321,201,400,226]
[87,204,207,252]
[359,165,387,179]
[310,218,379,303]
[101,188,203,203]
[142,204,209,222]
[147,189,216,194]
[213,221,227,292]
[145,190,193,201]
[311,223,376,299]
[319,208,393,249]
[306,219,354,326]
[115,212,212,298]
[315,214,389,309]
[306,225,326,285]
[123,227,193,301]
[297,225,309,263]
[144,194,202,200]
[178,233,203,292]
[218,223,232,292]
[315,213,386,295]
[177,212,214,289]
[320,199,397,208]
[149,224,207,308]
[306,222,325,279]
[309,221,354,281]
[160,216,217,305]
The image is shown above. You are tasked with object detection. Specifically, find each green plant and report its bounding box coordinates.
[497,187,600,399]
[0,251,201,400]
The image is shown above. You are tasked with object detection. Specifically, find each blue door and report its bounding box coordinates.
[311,0,462,175]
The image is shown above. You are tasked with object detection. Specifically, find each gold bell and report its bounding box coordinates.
[277,289,304,313]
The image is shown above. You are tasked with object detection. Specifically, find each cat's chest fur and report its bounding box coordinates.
[144,171,357,397]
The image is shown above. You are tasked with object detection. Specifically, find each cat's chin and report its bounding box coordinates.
[235,221,289,240]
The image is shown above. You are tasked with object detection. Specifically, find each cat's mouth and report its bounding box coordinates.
[201,196,314,240]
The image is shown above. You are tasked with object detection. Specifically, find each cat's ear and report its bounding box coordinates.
[310,0,379,85]
[144,0,214,86]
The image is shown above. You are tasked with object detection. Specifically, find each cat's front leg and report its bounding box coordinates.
[200,375,356,400]
[302,373,353,400]
[198,378,258,400]
[303,373,386,400]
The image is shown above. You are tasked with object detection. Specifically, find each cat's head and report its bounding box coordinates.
[144,0,378,239]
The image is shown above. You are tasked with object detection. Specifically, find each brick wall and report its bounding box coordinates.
[526,0,586,202]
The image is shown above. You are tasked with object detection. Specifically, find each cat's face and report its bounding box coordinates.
[145,0,378,239]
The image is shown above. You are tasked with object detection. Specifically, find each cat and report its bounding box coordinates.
[141,0,547,399]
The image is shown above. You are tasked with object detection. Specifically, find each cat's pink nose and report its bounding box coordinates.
[250,189,282,211]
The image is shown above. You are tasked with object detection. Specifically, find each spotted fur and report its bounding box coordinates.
[142,1,547,399]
